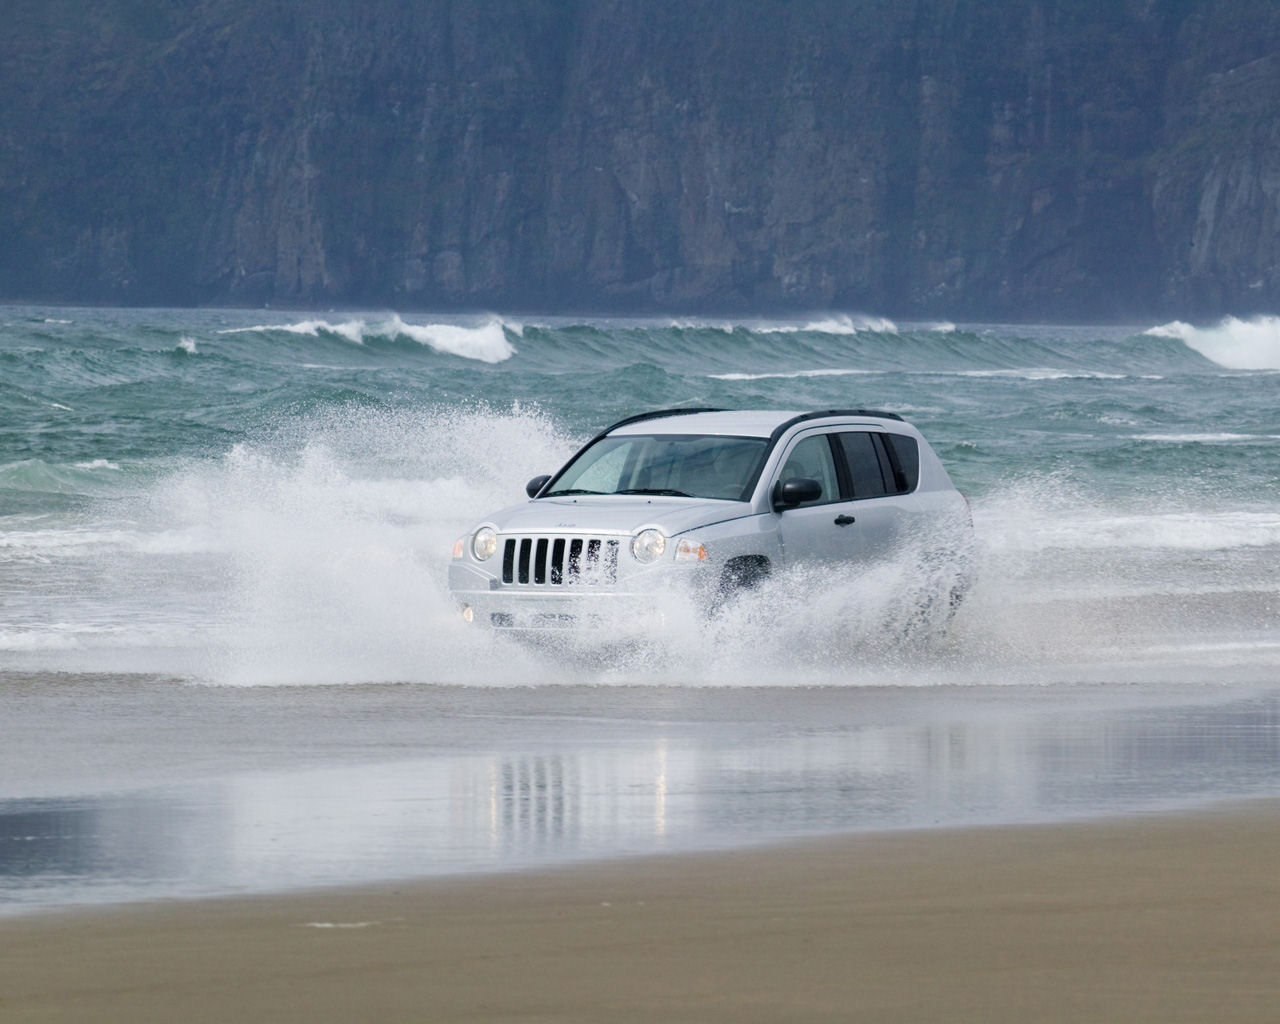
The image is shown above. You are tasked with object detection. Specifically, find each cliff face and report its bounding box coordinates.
[3,0,1279,319]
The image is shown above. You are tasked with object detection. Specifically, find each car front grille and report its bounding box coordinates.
[500,536,621,586]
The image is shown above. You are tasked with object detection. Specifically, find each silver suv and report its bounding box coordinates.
[449,408,971,635]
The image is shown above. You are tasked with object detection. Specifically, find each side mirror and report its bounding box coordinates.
[526,474,552,499]
[773,477,822,510]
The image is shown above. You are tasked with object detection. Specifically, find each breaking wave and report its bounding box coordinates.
[219,314,518,363]
[663,313,899,335]
[751,314,900,335]
[1145,315,1280,370]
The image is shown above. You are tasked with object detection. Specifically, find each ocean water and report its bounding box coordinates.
[2,305,1276,686]
[2,304,1279,911]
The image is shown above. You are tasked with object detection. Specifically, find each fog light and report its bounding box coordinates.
[460,605,474,624]
[620,609,666,635]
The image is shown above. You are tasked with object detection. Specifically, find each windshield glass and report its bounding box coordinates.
[544,434,769,501]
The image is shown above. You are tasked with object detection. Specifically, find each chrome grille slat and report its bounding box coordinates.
[500,535,621,586]
[502,539,515,582]
[534,538,549,584]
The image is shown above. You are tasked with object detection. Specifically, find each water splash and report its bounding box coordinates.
[144,404,571,684]
[3,396,1277,685]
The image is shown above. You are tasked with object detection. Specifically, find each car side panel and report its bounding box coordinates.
[770,430,861,565]
[841,492,923,560]
[775,500,863,565]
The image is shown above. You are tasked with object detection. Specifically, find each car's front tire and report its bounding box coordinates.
[711,555,772,614]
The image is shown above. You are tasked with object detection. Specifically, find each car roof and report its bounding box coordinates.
[607,409,905,439]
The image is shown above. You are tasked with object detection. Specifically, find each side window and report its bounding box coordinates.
[777,434,839,507]
[884,433,920,492]
[835,431,890,498]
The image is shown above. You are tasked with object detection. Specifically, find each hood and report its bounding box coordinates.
[481,496,754,537]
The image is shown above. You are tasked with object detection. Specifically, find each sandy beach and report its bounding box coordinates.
[4,801,1279,1024]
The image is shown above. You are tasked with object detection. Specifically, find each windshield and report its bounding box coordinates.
[544,433,769,501]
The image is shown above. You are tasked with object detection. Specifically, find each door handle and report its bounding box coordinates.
[834,514,856,526]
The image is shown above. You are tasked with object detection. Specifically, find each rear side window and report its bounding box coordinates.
[835,431,890,498]
[883,433,920,492]
[834,431,919,497]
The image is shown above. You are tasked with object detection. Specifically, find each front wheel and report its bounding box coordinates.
[710,556,771,615]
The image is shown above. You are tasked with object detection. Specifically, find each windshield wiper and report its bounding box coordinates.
[614,488,693,497]
[543,488,606,497]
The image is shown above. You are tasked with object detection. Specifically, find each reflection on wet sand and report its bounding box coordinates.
[2,686,1278,914]
[493,756,574,851]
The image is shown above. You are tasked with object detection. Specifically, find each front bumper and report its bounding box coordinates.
[448,561,696,635]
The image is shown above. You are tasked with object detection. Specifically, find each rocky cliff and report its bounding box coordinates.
[3,0,1279,319]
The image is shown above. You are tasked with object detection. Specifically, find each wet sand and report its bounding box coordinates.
[4,802,1279,1023]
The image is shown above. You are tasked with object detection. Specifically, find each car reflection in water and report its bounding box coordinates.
[2,688,1279,915]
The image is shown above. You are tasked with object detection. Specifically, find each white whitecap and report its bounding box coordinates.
[218,319,367,344]
[956,368,1126,380]
[294,319,367,344]
[385,315,516,363]
[666,318,736,332]
[1133,433,1263,443]
[176,337,198,354]
[1145,315,1280,370]
[217,315,515,362]
[709,368,879,381]
[754,313,899,335]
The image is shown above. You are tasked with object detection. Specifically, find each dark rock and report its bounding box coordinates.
[1,0,1278,319]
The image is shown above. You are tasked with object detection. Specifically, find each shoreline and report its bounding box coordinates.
[4,799,1279,1023]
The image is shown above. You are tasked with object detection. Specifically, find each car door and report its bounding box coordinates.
[771,431,861,566]
[830,430,922,563]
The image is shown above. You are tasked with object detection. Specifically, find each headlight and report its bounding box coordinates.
[472,526,498,561]
[631,528,666,564]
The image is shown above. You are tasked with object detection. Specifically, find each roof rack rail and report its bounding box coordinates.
[767,408,903,444]
[598,407,725,435]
